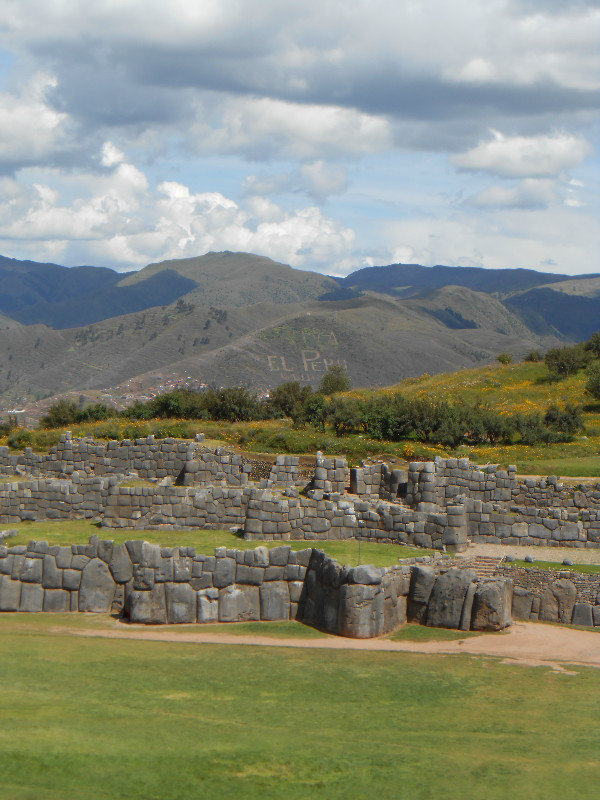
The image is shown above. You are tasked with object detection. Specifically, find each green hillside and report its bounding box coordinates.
[344,360,600,477]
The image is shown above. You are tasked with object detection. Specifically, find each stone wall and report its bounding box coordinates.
[350,461,407,500]
[102,485,251,529]
[0,432,205,480]
[405,456,600,512]
[266,455,300,487]
[313,452,349,494]
[502,564,600,627]
[464,499,600,548]
[0,475,111,524]
[243,491,467,550]
[181,447,250,487]
[2,435,599,550]
[0,538,514,635]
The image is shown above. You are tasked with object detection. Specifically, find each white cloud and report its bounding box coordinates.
[384,205,599,273]
[242,160,348,201]
[195,97,392,160]
[101,142,125,167]
[468,178,557,209]
[0,144,356,269]
[0,72,67,167]
[300,161,347,199]
[452,131,592,178]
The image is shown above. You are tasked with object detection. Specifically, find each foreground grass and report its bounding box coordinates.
[0,614,598,800]
[3,520,430,567]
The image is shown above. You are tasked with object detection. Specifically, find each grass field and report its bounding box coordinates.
[4,519,431,567]
[0,612,598,800]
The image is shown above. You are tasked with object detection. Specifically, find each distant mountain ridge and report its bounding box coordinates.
[0,250,598,406]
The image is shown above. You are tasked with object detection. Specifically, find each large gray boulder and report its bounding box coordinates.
[218,585,260,622]
[471,579,512,631]
[0,575,21,610]
[348,565,385,585]
[459,583,477,631]
[79,558,116,613]
[108,544,133,583]
[197,590,218,623]
[19,556,42,583]
[19,582,43,612]
[539,579,577,623]
[259,581,290,620]
[571,602,593,627]
[42,555,62,589]
[382,574,408,633]
[338,583,383,638]
[426,568,477,629]
[512,587,535,620]
[125,585,167,624]
[213,557,236,588]
[43,589,70,612]
[165,583,196,624]
[407,565,436,622]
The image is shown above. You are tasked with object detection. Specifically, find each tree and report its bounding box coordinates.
[269,381,312,422]
[544,345,589,380]
[586,363,600,400]
[319,365,350,395]
[524,349,542,362]
[543,403,584,436]
[40,400,80,428]
[585,331,600,358]
[328,397,363,435]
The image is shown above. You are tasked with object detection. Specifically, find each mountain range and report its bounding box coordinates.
[0,251,599,407]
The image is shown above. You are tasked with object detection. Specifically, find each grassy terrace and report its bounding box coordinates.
[0,611,598,799]
[510,559,600,575]
[2,520,431,567]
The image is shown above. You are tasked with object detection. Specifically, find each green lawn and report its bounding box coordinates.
[3,519,430,567]
[0,613,598,799]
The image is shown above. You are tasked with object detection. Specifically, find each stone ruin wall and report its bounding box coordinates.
[498,563,600,627]
[1,435,600,549]
[0,537,515,636]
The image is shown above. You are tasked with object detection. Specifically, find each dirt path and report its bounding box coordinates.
[463,542,600,565]
[61,621,600,671]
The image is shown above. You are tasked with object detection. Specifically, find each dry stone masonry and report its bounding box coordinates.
[2,436,600,550]
[1,434,599,629]
[0,537,514,635]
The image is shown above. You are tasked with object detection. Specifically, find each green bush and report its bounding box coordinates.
[585,363,600,400]
[585,331,600,357]
[543,403,584,436]
[524,349,542,362]
[319,365,351,395]
[544,344,590,379]
[7,428,33,450]
[496,353,512,365]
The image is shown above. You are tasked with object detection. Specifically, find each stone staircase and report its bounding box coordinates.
[453,555,504,579]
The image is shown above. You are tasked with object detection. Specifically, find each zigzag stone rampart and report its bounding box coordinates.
[0,537,514,635]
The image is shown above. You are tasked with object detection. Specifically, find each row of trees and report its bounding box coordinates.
[38,383,584,449]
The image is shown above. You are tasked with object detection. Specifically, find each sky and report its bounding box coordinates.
[0,0,598,276]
